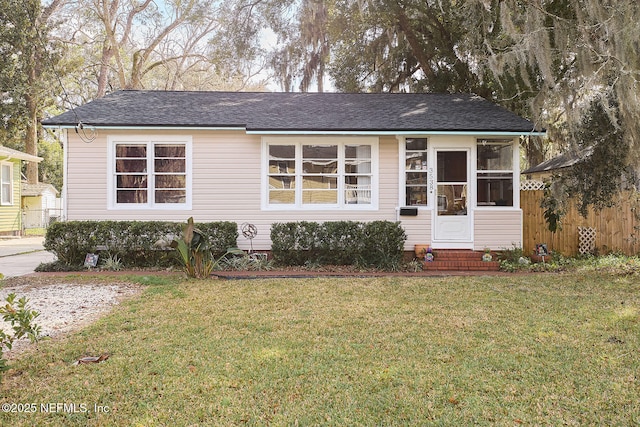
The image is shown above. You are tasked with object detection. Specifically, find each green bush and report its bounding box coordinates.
[1,294,42,374]
[357,221,407,271]
[43,220,238,269]
[270,221,322,266]
[271,221,406,270]
[319,221,365,265]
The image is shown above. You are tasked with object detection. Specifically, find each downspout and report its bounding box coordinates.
[61,128,68,221]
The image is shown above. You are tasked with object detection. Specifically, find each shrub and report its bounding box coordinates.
[271,220,406,270]
[319,221,365,265]
[43,220,238,269]
[1,294,42,374]
[270,221,322,266]
[497,244,526,264]
[358,221,407,271]
[35,260,84,272]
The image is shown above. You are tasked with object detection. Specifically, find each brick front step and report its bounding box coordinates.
[423,260,501,271]
[421,250,501,271]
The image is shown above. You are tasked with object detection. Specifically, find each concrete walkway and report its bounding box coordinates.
[0,237,57,278]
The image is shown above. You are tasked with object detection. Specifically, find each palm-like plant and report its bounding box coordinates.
[172,217,244,278]
[171,217,214,278]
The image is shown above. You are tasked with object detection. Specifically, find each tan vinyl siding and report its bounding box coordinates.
[66,132,108,219]
[399,210,432,250]
[378,136,399,213]
[474,209,522,250]
[66,131,402,250]
[67,131,193,220]
[65,129,523,251]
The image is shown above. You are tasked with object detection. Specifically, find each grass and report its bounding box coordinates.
[23,228,46,236]
[1,272,639,426]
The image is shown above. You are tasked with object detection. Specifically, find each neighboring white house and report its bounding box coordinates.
[42,91,545,251]
[21,182,60,229]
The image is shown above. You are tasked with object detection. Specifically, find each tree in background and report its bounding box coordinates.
[0,0,66,186]
[554,95,631,217]
[267,0,639,212]
[2,0,638,214]
[52,0,268,100]
[269,0,331,92]
[473,0,639,210]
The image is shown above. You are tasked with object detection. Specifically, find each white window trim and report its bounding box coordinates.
[262,136,379,210]
[398,136,432,209]
[474,139,520,210]
[107,135,192,210]
[1,161,14,206]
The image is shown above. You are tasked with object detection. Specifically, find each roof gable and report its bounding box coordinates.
[42,90,542,134]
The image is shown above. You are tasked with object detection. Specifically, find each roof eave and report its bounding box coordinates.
[0,147,43,163]
[247,129,546,136]
[42,124,247,131]
[42,124,545,137]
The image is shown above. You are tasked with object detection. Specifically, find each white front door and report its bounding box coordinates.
[434,149,471,243]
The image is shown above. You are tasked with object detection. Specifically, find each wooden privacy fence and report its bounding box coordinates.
[521,182,640,257]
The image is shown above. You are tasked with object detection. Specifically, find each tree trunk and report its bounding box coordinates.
[25,47,39,184]
[24,98,39,183]
[96,44,114,98]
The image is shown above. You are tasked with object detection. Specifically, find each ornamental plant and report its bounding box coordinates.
[0,293,43,374]
[171,217,243,278]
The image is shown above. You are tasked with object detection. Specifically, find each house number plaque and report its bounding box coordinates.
[428,167,434,194]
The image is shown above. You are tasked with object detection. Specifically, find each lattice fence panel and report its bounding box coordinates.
[520,180,546,191]
[578,226,597,255]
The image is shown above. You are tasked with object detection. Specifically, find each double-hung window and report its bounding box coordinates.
[265,137,377,209]
[403,138,429,206]
[1,162,13,205]
[476,139,514,207]
[109,136,191,209]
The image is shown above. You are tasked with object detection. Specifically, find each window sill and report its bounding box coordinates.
[109,203,192,211]
[263,205,378,211]
[474,206,519,210]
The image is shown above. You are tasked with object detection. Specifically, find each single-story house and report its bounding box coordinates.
[42,90,545,251]
[0,145,43,236]
[21,181,60,229]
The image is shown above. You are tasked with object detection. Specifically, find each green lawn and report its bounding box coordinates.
[1,273,639,426]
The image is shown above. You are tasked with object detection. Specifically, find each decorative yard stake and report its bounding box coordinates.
[241,222,258,253]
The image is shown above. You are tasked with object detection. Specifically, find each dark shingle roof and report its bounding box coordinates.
[42,90,541,133]
[522,146,593,174]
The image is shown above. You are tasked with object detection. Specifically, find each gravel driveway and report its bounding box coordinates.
[1,276,141,357]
